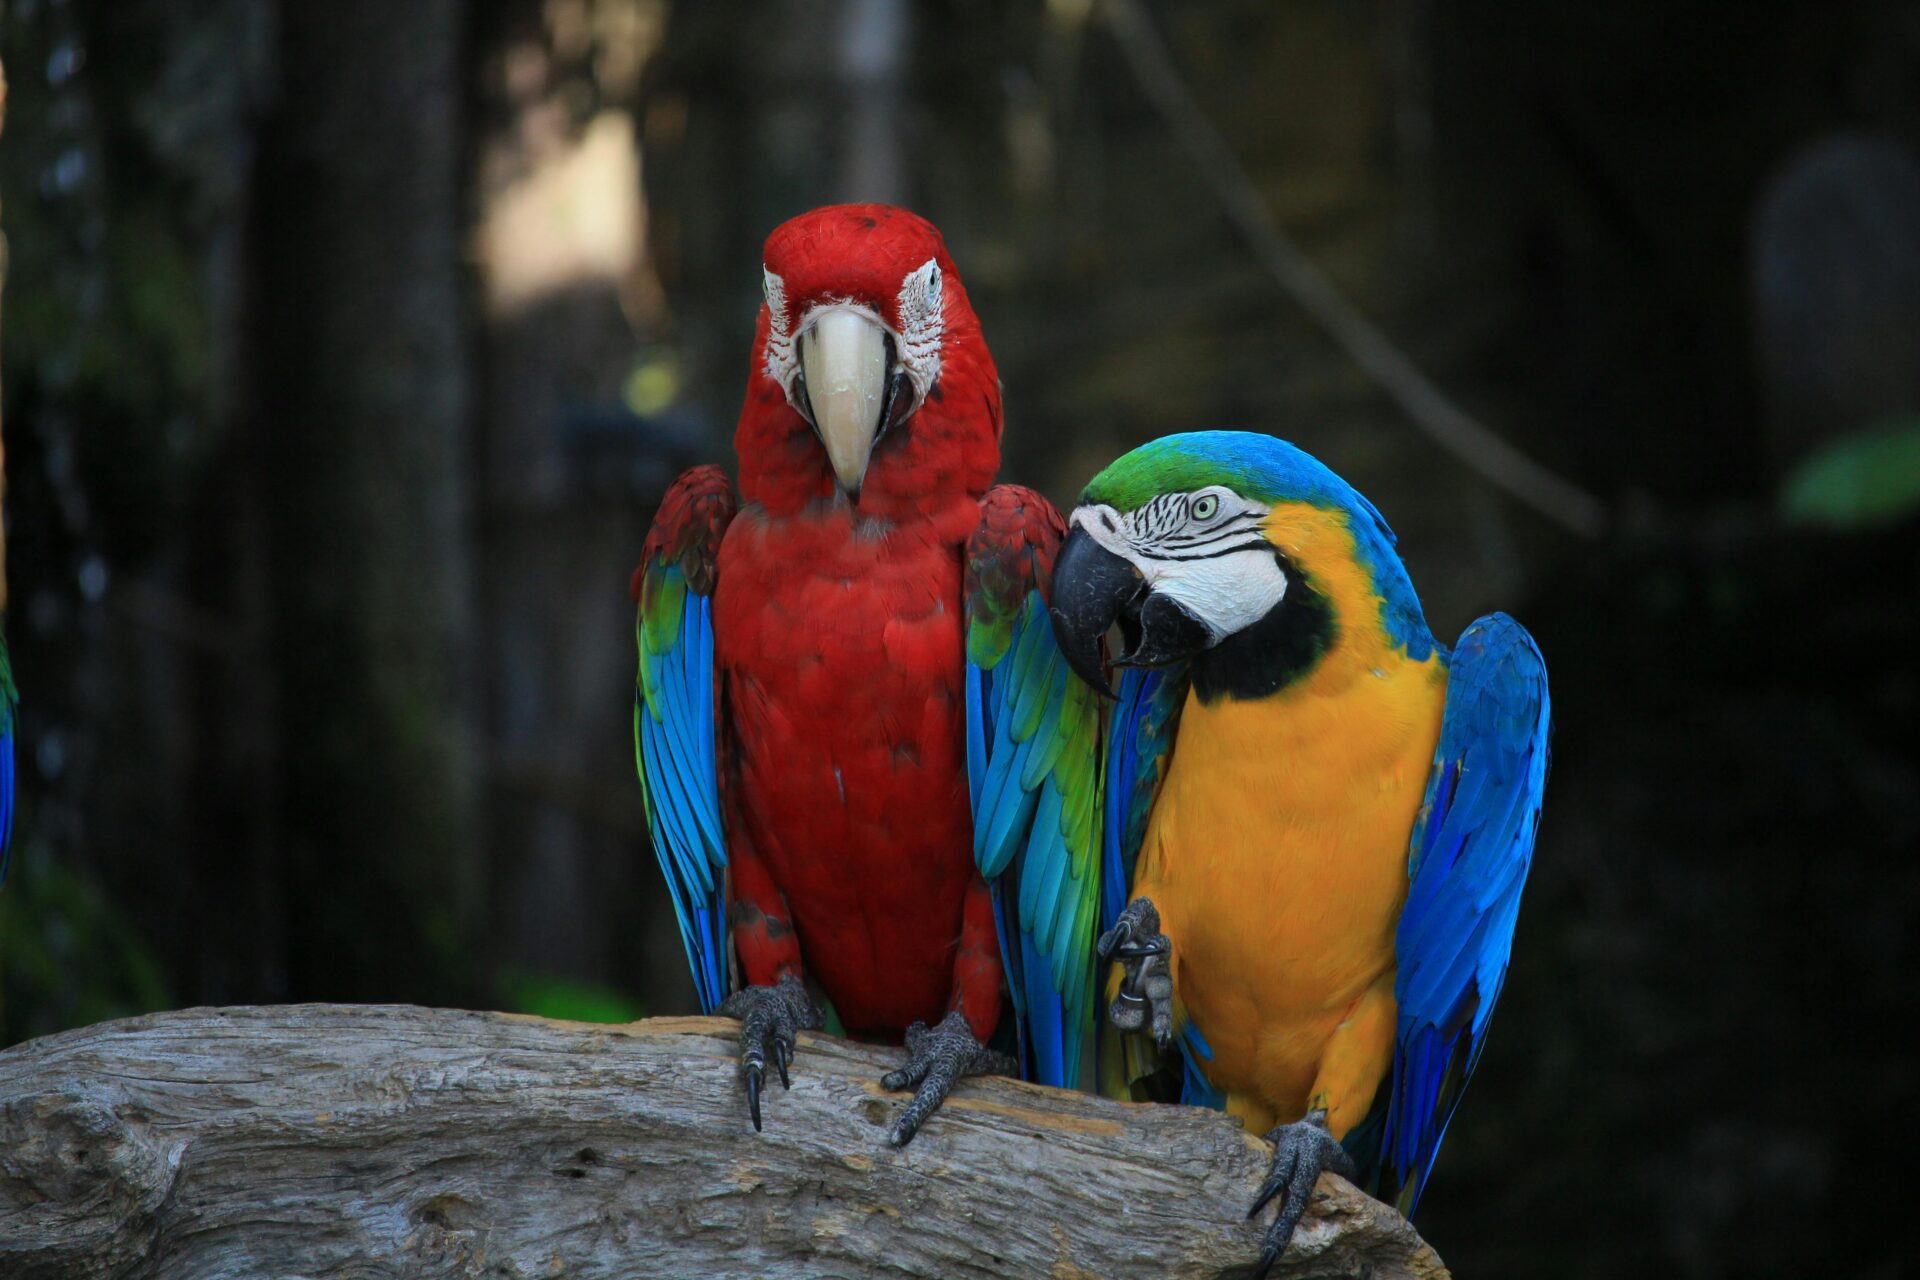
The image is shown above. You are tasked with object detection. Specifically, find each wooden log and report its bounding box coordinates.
[0,1006,1449,1279]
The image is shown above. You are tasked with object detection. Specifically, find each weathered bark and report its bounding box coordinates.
[0,1006,1448,1280]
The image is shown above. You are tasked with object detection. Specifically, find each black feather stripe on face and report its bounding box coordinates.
[1150,539,1273,563]
[1159,513,1264,550]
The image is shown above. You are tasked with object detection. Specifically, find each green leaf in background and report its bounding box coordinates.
[499,968,645,1025]
[1782,417,1920,530]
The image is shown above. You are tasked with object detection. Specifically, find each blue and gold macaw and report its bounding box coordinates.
[1047,431,1550,1274]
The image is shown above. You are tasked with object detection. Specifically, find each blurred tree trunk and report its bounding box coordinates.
[836,0,909,204]
[243,0,480,1002]
[644,0,914,432]
[1,52,10,614]
[465,0,689,1011]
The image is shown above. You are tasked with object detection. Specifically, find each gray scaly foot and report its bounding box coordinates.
[1249,1108,1358,1279]
[718,974,822,1132]
[1097,895,1174,1050]
[881,1010,1015,1147]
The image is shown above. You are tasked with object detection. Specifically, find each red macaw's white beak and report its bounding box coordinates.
[798,308,889,496]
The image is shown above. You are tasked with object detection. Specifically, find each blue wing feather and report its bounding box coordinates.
[0,726,13,883]
[0,633,15,884]
[635,583,730,1013]
[975,708,1035,879]
[1379,612,1550,1215]
[1094,663,1196,1101]
[1020,783,1068,932]
[634,471,733,1019]
[968,592,1099,1088]
[1176,1023,1227,1109]
[1019,928,1067,1083]
[965,490,1103,1092]
[1101,665,1188,934]
[965,665,988,813]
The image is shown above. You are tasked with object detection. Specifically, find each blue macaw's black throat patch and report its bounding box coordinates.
[1189,556,1337,705]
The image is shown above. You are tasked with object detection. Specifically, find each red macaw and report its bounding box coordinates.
[631,205,1101,1143]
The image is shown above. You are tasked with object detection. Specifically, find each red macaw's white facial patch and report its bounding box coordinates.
[892,258,944,401]
[761,258,944,417]
[1069,488,1288,644]
[763,265,795,385]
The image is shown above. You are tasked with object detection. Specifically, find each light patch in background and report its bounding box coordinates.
[624,353,681,417]
[479,109,643,316]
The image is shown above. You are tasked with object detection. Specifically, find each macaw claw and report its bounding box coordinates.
[1249,1109,1359,1279]
[880,1010,1015,1147]
[718,974,822,1133]
[1097,896,1175,1052]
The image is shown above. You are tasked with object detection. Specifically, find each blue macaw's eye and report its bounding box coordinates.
[1191,494,1220,521]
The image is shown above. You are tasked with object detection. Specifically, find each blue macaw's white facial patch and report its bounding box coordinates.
[1069,487,1288,644]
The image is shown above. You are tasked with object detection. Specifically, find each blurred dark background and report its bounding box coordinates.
[3,1,1918,1275]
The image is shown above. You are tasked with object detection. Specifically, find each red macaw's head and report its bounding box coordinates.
[738,204,1002,519]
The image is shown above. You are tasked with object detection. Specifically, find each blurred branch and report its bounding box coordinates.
[1097,0,1608,538]
[0,1006,1450,1280]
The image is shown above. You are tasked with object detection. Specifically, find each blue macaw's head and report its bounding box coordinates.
[1049,431,1435,702]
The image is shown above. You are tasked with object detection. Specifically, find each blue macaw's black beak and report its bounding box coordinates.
[1049,527,1137,697]
[1120,591,1214,670]
[1049,526,1216,696]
